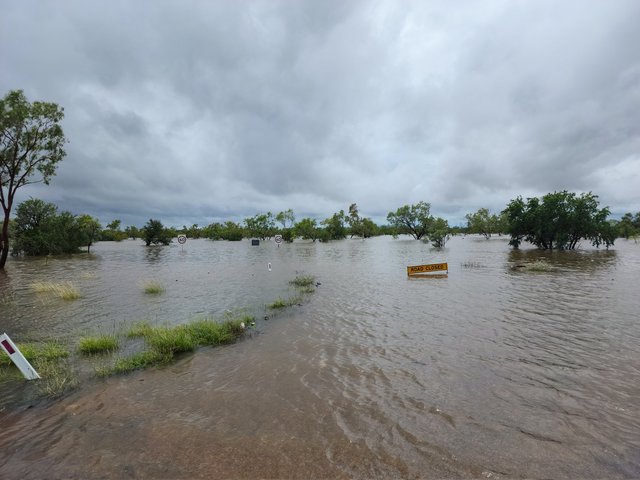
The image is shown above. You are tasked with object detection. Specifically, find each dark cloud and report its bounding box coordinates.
[2,0,639,227]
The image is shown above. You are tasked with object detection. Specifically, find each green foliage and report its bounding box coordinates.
[179,223,203,239]
[345,203,379,238]
[294,217,319,241]
[268,296,302,309]
[275,209,295,228]
[428,217,451,248]
[289,275,315,288]
[96,350,171,377]
[203,221,244,241]
[503,191,615,250]
[124,225,141,239]
[322,210,347,240]
[142,218,172,246]
[101,219,128,241]
[281,227,295,243]
[1,90,67,269]
[387,201,433,240]
[244,212,276,240]
[142,280,165,295]
[78,335,119,355]
[76,214,101,252]
[99,318,247,376]
[11,199,103,256]
[617,212,640,239]
[465,208,506,239]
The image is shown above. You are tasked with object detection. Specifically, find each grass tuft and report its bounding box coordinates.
[96,350,171,377]
[31,281,82,300]
[142,281,165,295]
[268,296,302,309]
[126,321,154,338]
[0,341,69,367]
[78,335,119,355]
[34,359,79,398]
[289,275,315,288]
[524,260,553,272]
[96,317,248,377]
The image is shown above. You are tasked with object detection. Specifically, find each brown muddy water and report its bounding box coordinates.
[0,236,639,478]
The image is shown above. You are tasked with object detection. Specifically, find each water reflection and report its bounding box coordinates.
[0,237,639,478]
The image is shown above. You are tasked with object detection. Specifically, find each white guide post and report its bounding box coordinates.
[0,333,40,380]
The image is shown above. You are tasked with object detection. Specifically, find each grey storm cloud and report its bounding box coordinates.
[1,0,639,227]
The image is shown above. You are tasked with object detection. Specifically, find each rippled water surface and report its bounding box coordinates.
[1,236,639,478]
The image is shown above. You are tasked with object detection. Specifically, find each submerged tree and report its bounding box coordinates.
[142,219,171,246]
[428,217,451,248]
[11,199,90,255]
[503,191,615,250]
[0,90,66,268]
[386,201,433,240]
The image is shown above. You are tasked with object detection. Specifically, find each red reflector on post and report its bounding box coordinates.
[1,339,15,355]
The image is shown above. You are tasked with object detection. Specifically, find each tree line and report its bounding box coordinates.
[7,194,637,260]
[2,89,637,267]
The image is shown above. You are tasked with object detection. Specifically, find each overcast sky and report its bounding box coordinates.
[2,0,639,227]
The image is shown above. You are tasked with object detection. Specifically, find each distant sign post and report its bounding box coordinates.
[177,235,187,251]
[274,235,282,247]
[407,262,448,276]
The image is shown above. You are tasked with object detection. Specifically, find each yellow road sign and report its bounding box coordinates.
[407,262,448,276]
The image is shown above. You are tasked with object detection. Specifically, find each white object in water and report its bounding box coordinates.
[0,333,40,380]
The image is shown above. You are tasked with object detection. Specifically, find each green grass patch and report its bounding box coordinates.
[96,350,171,377]
[142,280,165,295]
[126,321,154,338]
[268,296,302,309]
[289,275,315,288]
[145,326,197,355]
[78,335,119,355]
[34,359,79,398]
[0,341,69,367]
[31,281,82,300]
[97,317,249,377]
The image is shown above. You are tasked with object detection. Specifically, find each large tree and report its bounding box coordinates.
[386,201,433,240]
[503,191,615,250]
[1,90,66,268]
[11,199,87,256]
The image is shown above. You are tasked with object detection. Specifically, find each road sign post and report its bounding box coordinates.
[274,234,282,247]
[0,333,40,380]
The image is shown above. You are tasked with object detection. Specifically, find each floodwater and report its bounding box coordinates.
[1,236,639,478]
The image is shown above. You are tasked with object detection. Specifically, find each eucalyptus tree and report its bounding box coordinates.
[503,191,615,250]
[0,90,66,268]
[386,201,433,240]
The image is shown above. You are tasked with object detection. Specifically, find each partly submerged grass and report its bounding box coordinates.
[34,359,79,398]
[78,335,119,355]
[126,321,154,338]
[289,275,315,288]
[0,341,76,398]
[0,341,69,367]
[268,296,303,309]
[95,350,171,377]
[30,281,82,300]
[98,317,249,377]
[523,260,553,272]
[142,280,165,295]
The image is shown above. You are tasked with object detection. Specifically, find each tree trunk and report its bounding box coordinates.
[0,209,10,269]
